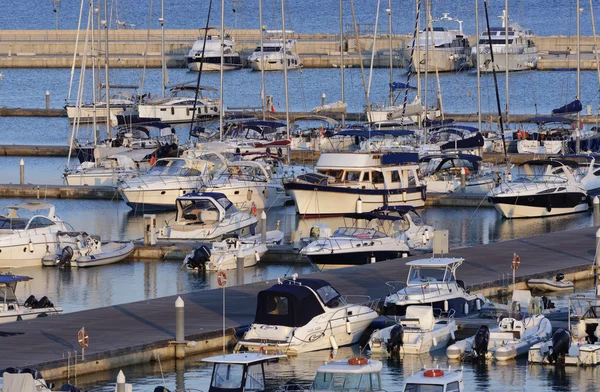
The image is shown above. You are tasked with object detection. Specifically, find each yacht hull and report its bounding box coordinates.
[489,193,589,218]
[138,104,219,123]
[0,238,73,268]
[121,187,198,211]
[186,56,243,72]
[248,59,301,72]
[402,49,471,73]
[305,250,408,265]
[383,297,481,318]
[474,51,538,72]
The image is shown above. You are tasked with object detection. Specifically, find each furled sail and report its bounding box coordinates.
[551,99,582,115]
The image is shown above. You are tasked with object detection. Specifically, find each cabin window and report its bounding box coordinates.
[408,267,450,284]
[245,364,265,391]
[211,363,244,389]
[316,285,341,305]
[406,171,417,186]
[593,169,600,177]
[345,171,361,182]
[371,171,384,184]
[266,296,289,315]
[27,217,55,229]
[391,171,401,183]
[404,384,444,392]
[370,373,381,390]
[447,381,461,392]
[362,172,370,182]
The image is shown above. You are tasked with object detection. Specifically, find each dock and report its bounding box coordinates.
[0,224,597,379]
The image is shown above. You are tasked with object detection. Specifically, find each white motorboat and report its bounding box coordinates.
[516,116,573,155]
[0,203,74,268]
[368,306,457,355]
[64,149,151,187]
[488,159,590,219]
[247,38,302,71]
[118,150,228,211]
[401,14,471,73]
[529,295,600,366]
[41,231,134,268]
[202,161,288,209]
[527,273,575,292]
[284,152,426,216]
[183,237,270,271]
[1,368,79,392]
[472,11,538,72]
[186,31,243,72]
[65,86,139,123]
[447,313,552,361]
[280,357,383,392]
[301,206,433,265]
[0,274,63,324]
[402,368,464,392]
[419,154,498,194]
[235,277,379,355]
[382,258,486,317]
[138,82,220,123]
[158,192,258,241]
[563,154,600,197]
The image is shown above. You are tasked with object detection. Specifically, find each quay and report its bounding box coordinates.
[0,30,599,69]
[0,224,597,379]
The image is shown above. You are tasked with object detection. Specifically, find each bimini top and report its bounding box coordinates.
[254,278,340,328]
[4,202,54,212]
[0,275,32,285]
[333,129,414,138]
[418,154,483,163]
[316,359,383,374]
[521,159,579,169]
[343,206,416,222]
[179,192,228,201]
[202,353,286,365]
[405,258,464,268]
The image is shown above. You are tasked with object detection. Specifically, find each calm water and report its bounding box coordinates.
[3,0,598,37]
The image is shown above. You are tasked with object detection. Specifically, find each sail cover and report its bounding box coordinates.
[552,100,582,115]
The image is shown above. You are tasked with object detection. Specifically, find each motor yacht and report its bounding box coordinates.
[285,152,426,216]
[487,159,590,218]
[471,11,538,72]
[186,31,242,72]
[247,38,301,71]
[382,257,486,317]
[137,82,220,123]
[0,203,74,268]
[0,274,62,324]
[234,277,379,355]
[418,154,498,194]
[119,150,228,211]
[158,192,258,241]
[529,295,600,366]
[401,14,471,73]
[368,305,457,355]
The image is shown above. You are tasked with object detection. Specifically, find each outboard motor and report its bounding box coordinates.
[541,296,555,310]
[386,324,404,355]
[548,328,571,364]
[184,245,211,270]
[472,325,490,360]
[34,296,53,309]
[24,295,37,308]
[57,246,75,267]
[555,273,565,282]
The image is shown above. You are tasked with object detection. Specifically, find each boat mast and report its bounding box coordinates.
[387,0,393,106]
[259,0,266,120]
[160,0,166,97]
[475,0,482,132]
[423,0,429,138]
[504,4,509,125]
[219,0,225,141]
[576,0,581,153]
[340,0,345,126]
[483,0,507,160]
[415,0,421,102]
[281,0,290,140]
[91,0,97,145]
[67,0,86,103]
[103,0,111,139]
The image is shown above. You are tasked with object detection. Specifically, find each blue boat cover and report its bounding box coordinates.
[0,275,32,284]
[381,152,419,165]
[423,118,455,127]
[333,129,415,138]
[552,100,582,115]
[440,132,485,151]
[390,82,418,90]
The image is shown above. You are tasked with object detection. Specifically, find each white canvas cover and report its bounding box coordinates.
[2,373,37,392]
[405,306,435,331]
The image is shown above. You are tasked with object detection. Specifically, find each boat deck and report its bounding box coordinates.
[0,224,597,374]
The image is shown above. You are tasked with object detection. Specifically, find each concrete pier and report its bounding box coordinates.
[0,184,119,200]
[0,224,596,379]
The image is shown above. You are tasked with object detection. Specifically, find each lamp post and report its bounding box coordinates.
[52,0,61,30]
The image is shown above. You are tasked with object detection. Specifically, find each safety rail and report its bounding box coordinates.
[500,175,568,194]
[385,280,455,301]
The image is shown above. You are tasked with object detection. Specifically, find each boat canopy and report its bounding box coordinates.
[254,279,340,328]
[419,154,482,172]
[0,275,32,285]
[552,100,582,115]
[381,153,419,165]
[202,353,285,365]
[390,82,417,90]
[332,129,414,138]
[405,257,464,268]
[343,207,416,222]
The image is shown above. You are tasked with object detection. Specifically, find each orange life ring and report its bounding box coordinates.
[463,167,470,176]
[78,330,89,348]
[348,357,368,366]
[250,202,257,216]
[150,156,157,166]
[424,369,444,377]
[512,253,521,270]
[217,271,227,287]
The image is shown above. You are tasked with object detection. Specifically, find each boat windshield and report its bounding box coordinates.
[408,211,424,226]
[177,198,220,222]
[332,227,386,239]
[407,266,453,285]
[404,384,445,392]
[211,363,244,389]
[227,165,267,181]
[513,165,568,184]
[0,286,17,302]
[315,285,341,306]
[216,197,238,214]
[254,46,281,52]
[146,160,204,177]
[312,372,381,392]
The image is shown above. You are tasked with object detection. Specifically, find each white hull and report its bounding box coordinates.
[493,202,589,219]
[0,306,63,324]
[526,279,575,292]
[369,322,456,354]
[75,241,134,268]
[517,140,563,155]
[65,170,137,187]
[249,59,301,72]
[138,104,219,123]
[206,184,288,209]
[289,189,425,216]
[402,49,471,73]
[187,60,242,72]
[120,186,199,210]
[0,235,74,268]
[205,243,267,271]
[475,50,538,72]
[66,106,125,122]
[529,341,600,366]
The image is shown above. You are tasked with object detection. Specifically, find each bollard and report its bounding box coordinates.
[175,296,185,359]
[236,247,244,285]
[594,196,600,227]
[19,159,24,185]
[460,167,466,190]
[45,90,50,110]
[261,211,267,243]
[321,93,326,106]
[116,370,126,392]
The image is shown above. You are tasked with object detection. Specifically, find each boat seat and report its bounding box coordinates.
[200,210,219,222]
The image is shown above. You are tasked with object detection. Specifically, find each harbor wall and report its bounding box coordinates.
[0,29,597,69]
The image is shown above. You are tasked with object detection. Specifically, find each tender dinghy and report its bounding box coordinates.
[527,273,575,292]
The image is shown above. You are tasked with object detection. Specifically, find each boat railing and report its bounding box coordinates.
[385,281,407,296]
[501,175,568,194]
[341,295,380,312]
[433,308,456,321]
